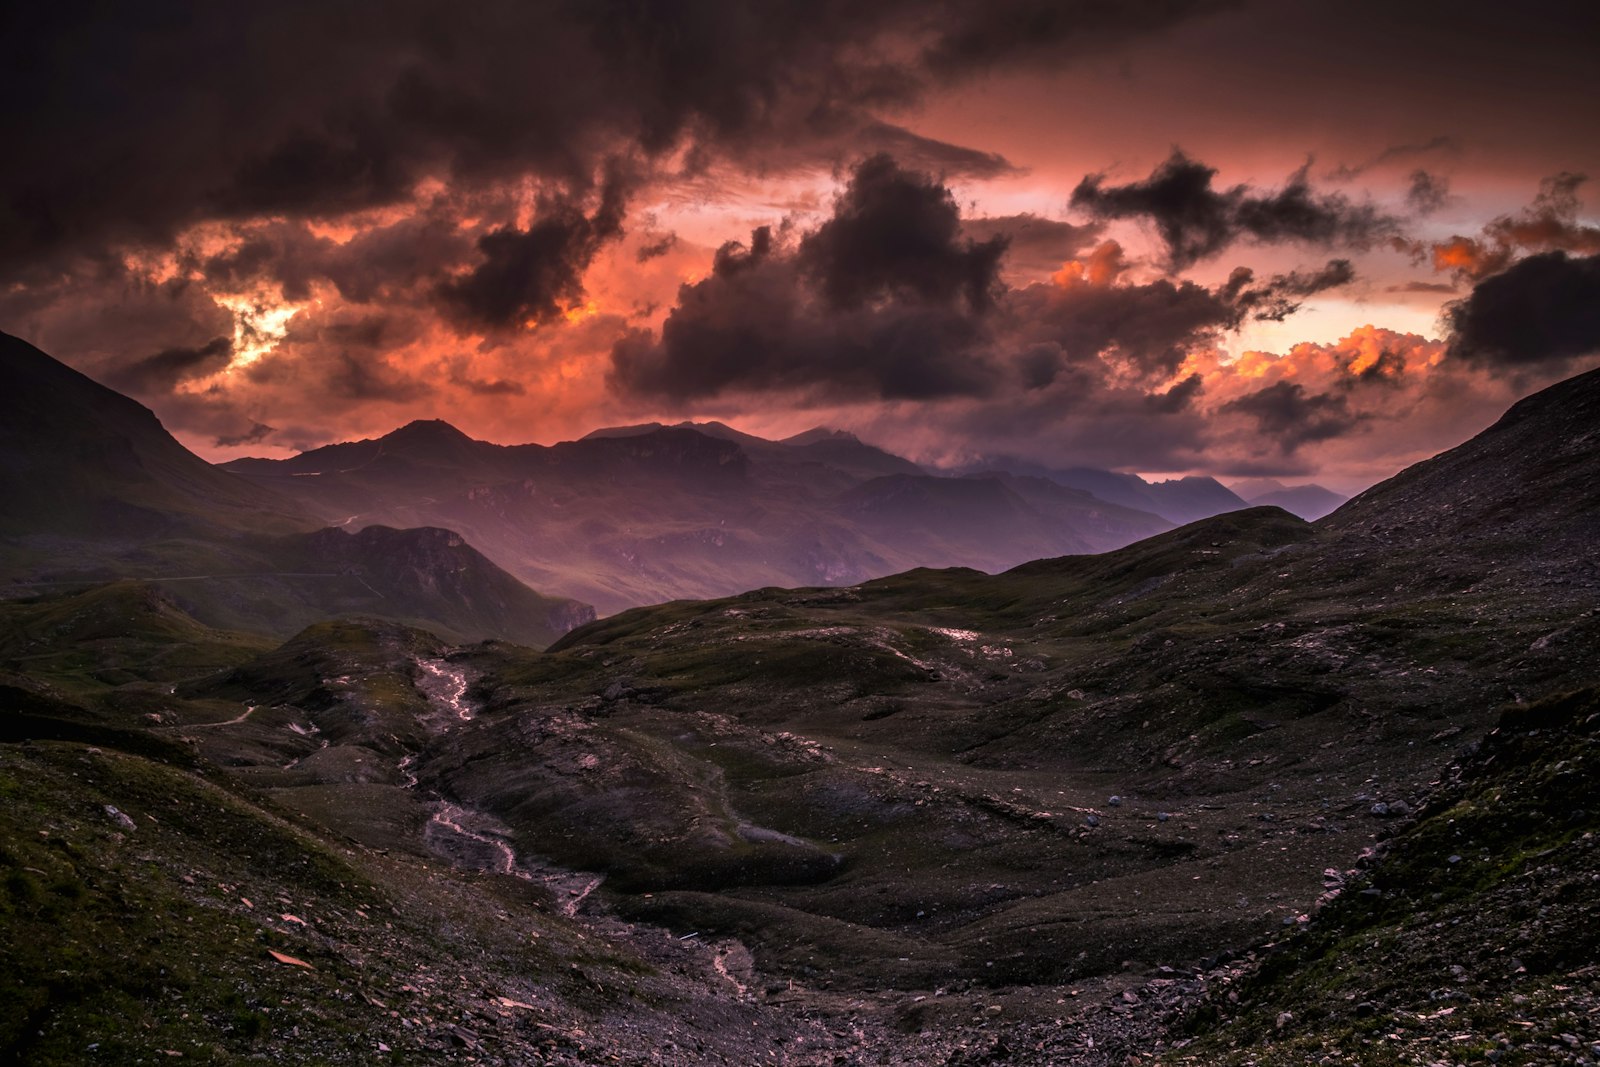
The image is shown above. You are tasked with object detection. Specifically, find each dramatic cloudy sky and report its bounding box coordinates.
[4,0,1598,491]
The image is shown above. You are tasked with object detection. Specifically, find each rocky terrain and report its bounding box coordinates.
[2,357,1598,1063]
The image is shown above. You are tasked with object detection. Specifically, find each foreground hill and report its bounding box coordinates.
[223,419,1172,614]
[0,333,592,646]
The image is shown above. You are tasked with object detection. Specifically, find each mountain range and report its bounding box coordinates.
[217,416,1345,618]
[0,328,1341,623]
[219,418,1178,614]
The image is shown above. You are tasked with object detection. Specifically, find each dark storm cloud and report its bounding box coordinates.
[1446,251,1600,368]
[1146,371,1204,413]
[609,229,993,402]
[1224,259,1356,323]
[851,122,1017,179]
[214,422,276,448]
[960,215,1103,275]
[1405,170,1452,215]
[1006,251,1353,383]
[1221,381,1364,452]
[1070,151,1398,270]
[797,154,1008,312]
[1325,136,1460,182]
[180,209,478,311]
[919,0,1237,76]
[101,337,234,395]
[614,156,1360,404]
[0,0,1216,277]
[1006,272,1235,380]
[635,233,680,263]
[448,362,527,396]
[435,180,628,332]
[612,156,1019,402]
[321,350,429,403]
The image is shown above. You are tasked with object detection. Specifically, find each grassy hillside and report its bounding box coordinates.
[1167,687,1600,1065]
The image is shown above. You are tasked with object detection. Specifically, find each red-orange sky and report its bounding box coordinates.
[4,0,1598,493]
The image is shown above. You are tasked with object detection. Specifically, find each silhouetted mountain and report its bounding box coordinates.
[782,430,925,480]
[965,455,1252,524]
[1245,483,1347,520]
[1142,474,1250,524]
[0,333,592,646]
[227,421,1168,614]
[0,332,307,542]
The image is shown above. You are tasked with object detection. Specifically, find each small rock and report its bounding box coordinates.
[1156,811,1170,822]
[1085,814,1100,828]
[1107,796,1122,807]
[1276,1011,1294,1029]
[104,805,137,832]
[1369,802,1390,817]
[266,949,314,969]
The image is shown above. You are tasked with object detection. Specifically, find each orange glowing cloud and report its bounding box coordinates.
[1430,236,1500,279]
[1050,240,1129,288]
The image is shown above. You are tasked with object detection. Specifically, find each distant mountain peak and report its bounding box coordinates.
[581,422,668,440]
[385,419,476,445]
[781,427,860,447]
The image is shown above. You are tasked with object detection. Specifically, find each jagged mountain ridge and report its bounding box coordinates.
[0,334,592,647]
[963,455,1256,523]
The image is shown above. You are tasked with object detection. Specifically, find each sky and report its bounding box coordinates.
[4,0,1599,493]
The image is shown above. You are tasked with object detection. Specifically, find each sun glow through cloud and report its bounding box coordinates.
[214,291,304,373]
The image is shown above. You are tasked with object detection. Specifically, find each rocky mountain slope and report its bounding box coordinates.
[0,333,593,646]
[1169,686,1600,1065]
